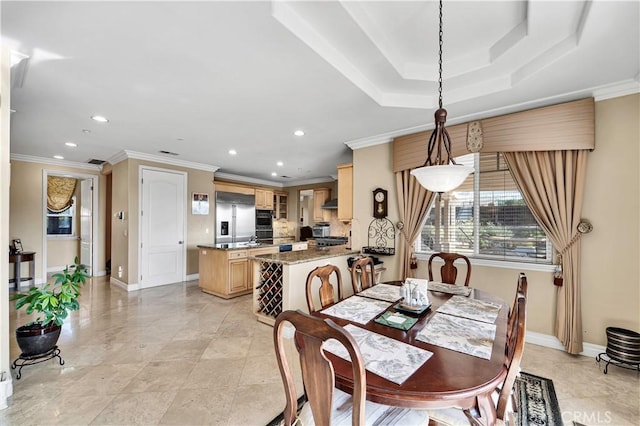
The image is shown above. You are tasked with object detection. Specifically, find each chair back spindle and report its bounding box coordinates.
[305,264,343,313]
[427,252,471,286]
[350,256,376,294]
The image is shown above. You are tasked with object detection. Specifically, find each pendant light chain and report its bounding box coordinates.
[411,0,474,192]
[438,0,443,110]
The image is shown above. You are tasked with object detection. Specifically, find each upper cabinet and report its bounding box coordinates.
[274,191,288,220]
[313,188,331,222]
[255,188,274,210]
[337,163,353,222]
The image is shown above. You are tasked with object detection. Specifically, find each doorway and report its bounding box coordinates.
[43,170,99,280]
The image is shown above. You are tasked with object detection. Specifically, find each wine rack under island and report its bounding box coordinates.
[250,246,360,325]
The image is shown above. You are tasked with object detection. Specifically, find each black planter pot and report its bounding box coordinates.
[15,323,62,357]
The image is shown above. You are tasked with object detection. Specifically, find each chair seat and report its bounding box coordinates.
[298,387,430,426]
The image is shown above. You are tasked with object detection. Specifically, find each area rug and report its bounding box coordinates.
[266,372,562,426]
[515,372,564,426]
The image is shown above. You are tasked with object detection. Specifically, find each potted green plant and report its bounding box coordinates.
[12,257,89,357]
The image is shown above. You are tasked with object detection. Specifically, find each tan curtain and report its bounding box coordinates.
[47,176,77,212]
[503,150,588,354]
[395,170,435,280]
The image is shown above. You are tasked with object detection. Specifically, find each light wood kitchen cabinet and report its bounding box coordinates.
[313,188,331,222]
[199,246,278,299]
[337,163,353,221]
[255,188,274,210]
[274,191,288,220]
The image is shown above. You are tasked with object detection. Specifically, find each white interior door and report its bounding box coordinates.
[80,179,93,275]
[140,168,186,288]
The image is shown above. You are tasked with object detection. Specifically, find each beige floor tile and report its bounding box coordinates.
[181,358,246,390]
[22,393,116,425]
[61,363,146,397]
[239,354,282,387]
[201,337,252,360]
[122,360,197,393]
[226,382,288,426]
[158,388,235,425]
[148,339,210,362]
[90,391,177,425]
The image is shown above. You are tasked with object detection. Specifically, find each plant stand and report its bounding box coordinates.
[11,346,64,379]
[596,352,640,375]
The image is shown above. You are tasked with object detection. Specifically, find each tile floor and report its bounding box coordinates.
[1,276,638,425]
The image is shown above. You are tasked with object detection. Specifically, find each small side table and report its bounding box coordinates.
[9,251,36,290]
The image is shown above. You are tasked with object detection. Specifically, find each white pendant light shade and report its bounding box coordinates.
[411,164,474,193]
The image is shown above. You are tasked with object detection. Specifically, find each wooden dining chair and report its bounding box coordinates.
[428,277,528,426]
[427,252,472,286]
[305,264,343,313]
[349,256,376,294]
[274,309,430,426]
[507,273,528,346]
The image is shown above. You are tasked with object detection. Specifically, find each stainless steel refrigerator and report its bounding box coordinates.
[215,191,256,244]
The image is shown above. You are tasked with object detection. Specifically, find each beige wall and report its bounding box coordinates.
[353,143,400,281]
[352,94,640,346]
[580,94,639,344]
[110,158,215,286]
[9,160,106,282]
[110,160,129,282]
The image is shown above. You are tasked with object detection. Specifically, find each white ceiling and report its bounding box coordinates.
[3,1,639,186]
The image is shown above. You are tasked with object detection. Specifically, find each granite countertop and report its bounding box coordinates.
[249,246,359,265]
[197,243,277,251]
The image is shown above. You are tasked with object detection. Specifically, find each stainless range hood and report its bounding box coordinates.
[321,198,338,209]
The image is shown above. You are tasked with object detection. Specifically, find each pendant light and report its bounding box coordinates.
[411,0,474,193]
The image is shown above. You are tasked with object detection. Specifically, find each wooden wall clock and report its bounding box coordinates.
[372,188,388,218]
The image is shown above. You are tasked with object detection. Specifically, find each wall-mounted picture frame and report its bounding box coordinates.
[192,192,209,215]
[12,239,23,253]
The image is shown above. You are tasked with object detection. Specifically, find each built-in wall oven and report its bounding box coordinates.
[256,209,273,241]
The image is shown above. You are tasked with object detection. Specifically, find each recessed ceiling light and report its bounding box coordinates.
[65,142,77,147]
[91,115,109,123]
[271,172,277,177]
[277,161,283,167]
[176,137,184,141]
[294,130,305,136]
[228,149,237,155]
[82,129,91,134]
[53,155,64,160]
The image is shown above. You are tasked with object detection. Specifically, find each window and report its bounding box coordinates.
[47,197,76,236]
[416,153,552,264]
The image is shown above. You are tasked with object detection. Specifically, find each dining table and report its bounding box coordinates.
[311,280,509,426]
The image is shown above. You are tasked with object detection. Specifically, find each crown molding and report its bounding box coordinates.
[345,79,639,150]
[592,79,640,102]
[10,154,102,171]
[282,176,336,187]
[214,172,285,188]
[107,150,219,172]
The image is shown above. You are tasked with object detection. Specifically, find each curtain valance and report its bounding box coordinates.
[47,176,77,212]
[393,98,595,172]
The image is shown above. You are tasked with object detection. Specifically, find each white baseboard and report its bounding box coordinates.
[526,330,605,358]
[0,378,13,410]
[186,273,199,282]
[93,269,107,277]
[109,277,139,292]
[46,265,67,273]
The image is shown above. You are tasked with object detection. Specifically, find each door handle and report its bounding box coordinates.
[178,241,184,244]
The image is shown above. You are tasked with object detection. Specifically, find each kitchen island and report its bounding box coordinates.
[249,246,360,325]
[197,243,280,299]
